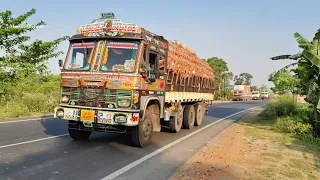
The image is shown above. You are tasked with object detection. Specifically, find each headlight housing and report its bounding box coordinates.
[117,97,131,108]
[62,96,69,103]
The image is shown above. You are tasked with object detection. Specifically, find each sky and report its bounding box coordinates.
[1,0,320,87]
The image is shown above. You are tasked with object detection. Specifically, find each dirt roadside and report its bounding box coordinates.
[169,107,320,180]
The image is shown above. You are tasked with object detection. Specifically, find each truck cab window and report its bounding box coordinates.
[148,52,157,79]
[159,55,165,74]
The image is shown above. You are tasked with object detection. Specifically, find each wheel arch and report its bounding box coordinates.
[140,96,163,132]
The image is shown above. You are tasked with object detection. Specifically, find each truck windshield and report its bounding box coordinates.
[100,41,139,72]
[65,42,96,70]
[252,92,259,94]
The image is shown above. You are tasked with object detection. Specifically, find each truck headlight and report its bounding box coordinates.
[114,114,127,123]
[117,97,131,108]
[62,96,69,103]
[56,109,64,117]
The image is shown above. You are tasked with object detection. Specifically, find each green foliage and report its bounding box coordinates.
[0,74,60,119]
[294,133,320,145]
[234,72,253,85]
[259,84,269,92]
[259,96,320,145]
[270,29,320,136]
[268,69,299,95]
[259,96,297,119]
[206,57,233,100]
[272,116,297,133]
[0,9,69,83]
[0,9,67,119]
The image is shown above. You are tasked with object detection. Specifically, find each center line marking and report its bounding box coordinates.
[101,105,262,180]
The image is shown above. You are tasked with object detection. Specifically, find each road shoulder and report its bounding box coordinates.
[169,107,320,180]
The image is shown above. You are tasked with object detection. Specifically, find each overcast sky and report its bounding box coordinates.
[1,0,319,87]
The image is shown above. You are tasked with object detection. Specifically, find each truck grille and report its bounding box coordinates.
[62,87,131,108]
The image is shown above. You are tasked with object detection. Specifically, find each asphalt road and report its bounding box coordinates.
[0,100,266,180]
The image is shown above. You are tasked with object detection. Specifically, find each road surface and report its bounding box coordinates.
[0,100,266,180]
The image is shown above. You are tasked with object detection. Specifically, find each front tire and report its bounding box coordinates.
[183,105,195,129]
[131,105,156,147]
[68,129,92,140]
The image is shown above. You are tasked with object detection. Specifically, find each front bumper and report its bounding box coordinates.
[54,105,140,126]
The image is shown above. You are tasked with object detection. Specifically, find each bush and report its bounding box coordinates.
[0,74,60,119]
[272,116,296,133]
[260,96,297,119]
[272,116,312,135]
[294,133,320,145]
[294,107,314,124]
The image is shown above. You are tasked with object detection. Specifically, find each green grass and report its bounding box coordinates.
[240,110,320,180]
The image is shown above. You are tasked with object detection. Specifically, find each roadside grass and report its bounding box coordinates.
[0,75,59,120]
[239,108,320,180]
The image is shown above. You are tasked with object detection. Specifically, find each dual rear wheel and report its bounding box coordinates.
[169,102,205,133]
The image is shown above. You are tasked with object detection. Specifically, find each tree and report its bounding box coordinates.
[234,72,253,85]
[268,69,299,95]
[207,57,232,100]
[259,84,269,92]
[0,9,69,82]
[222,71,233,100]
[270,29,320,136]
[251,86,258,91]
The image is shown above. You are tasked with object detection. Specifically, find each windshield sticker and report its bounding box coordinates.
[72,43,95,49]
[107,42,138,49]
[112,64,125,71]
[124,60,135,71]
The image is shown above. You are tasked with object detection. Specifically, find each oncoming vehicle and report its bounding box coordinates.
[261,92,269,100]
[233,85,251,101]
[54,13,215,147]
[251,91,260,100]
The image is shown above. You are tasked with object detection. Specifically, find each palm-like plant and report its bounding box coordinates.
[270,29,320,137]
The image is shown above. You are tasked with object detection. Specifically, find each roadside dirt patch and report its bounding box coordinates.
[169,109,320,180]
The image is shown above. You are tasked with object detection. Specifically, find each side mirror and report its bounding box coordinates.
[58,59,63,68]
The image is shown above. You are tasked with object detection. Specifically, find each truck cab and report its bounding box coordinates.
[261,92,269,100]
[251,91,260,100]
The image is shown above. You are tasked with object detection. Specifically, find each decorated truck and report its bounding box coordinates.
[233,85,251,101]
[54,13,215,147]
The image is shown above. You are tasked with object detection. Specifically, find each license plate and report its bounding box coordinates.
[80,110,95,121]
[64,108,79,120]
[97,111,114,124]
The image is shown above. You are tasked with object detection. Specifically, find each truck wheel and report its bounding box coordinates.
[68,129,92,140]
[194,103,203,126]
[131,105,155,147]
[183,105,195,129]
[169,105,183,133]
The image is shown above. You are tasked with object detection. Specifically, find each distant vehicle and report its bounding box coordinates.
[233,85,251,101]
[251,91,260,100]
[261,92,269,100]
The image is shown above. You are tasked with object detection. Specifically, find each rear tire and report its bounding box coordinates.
[68,129,92,140]
[183,105,195,129]
[131,105,155,147]
[169,105,183,133]
[194,103,204,126]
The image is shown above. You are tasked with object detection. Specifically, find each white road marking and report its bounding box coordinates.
[0,134,69,149]
[101,105,262,180]
[0,117,53,124]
